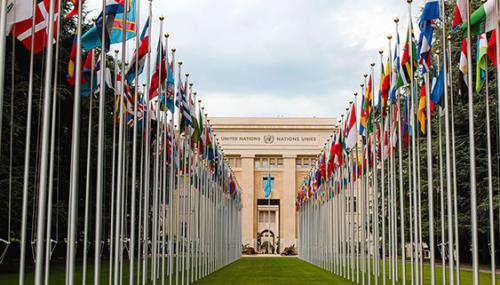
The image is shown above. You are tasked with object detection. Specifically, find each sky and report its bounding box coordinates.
[86,0,425,118]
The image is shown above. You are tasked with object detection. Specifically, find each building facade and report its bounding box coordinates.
[210,117,336,253]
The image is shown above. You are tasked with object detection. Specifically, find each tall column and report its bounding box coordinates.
[240,155,255,248]
[282,154,297,249]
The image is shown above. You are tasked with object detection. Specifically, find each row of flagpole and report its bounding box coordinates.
[297,1,499,285]
[0,0,242,284]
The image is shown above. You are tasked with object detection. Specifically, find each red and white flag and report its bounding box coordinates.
[452,0,467,30]
[6,0,33,33]
[345,104,357,150]
[12,0,59,55]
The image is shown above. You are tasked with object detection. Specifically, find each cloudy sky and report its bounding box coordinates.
[87,0,424,118]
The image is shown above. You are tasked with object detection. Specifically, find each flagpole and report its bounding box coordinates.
[129,1,142,283]
[82,49,96,285]
[446,33,461,285]
[168,48,177,285]
[465,1,479,283]
[0,0,9,157]
[94,0,111,281]
[18,0,39,281]
[379,50,387,285]
[436,52,446,285]
[483,59,496,285]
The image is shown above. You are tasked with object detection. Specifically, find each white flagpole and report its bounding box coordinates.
[446,34,461,285]
[0,0,9,156]
[483,57,496,285]
[82,49,96,285]
[94,0,111,281]
[129,1,142,283]
[379,50,387,285]
[168,48,177,285]
[465,1,479,283]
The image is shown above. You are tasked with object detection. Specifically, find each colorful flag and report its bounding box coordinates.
[476,33,488,93]
[6,0,33,33]
[166,59,175,112]
[461,0,496,36]
[125,18,150,84]
[487,30,497,65]
[452,0,467,30]
[430,64,445,111]
[418,83,427,134]
[81,0,133,51]
[458,39,468,96]
[149,35,167,100]
[360,75,373,134]
[345,104,357,150]
[390,31,400,103]
[13,0,59,54]
[418,0,440,73]
[402,95,409,146]
[396,23,417,88]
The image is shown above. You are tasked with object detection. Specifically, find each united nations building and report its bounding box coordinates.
[211,117,337,253]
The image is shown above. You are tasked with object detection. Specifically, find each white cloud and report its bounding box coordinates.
[86,0,425,118]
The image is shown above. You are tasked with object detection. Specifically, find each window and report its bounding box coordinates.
[296,156,316,169]
[226,156,241,169]
[255,157,283,169]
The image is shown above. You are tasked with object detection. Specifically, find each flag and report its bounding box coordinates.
[390,31,400,103]
[380,56,391,114]
[360,75,373,134]
[418,83,427,134]
[461,0,496,36]
[67,37,79,86]
[13,0,59,54]
[198,110,205,154]
[190,102,200,144]
[66,0,79,19]
[125,18,150,84]
[396,23,417,88]
[391,104,399,149]
[345,104,357,150]
[452,0,467,30]
[149,36,167,100]
[81,0,132,51]
[476,33,488,93]
[418,0,440,73]
[430,64,445,111]
[487,30,497,65]
[458,39,468,96]
[402,95,409,146]
[6,0,33,33]
[166,59,175,112]
[110,0,137,43]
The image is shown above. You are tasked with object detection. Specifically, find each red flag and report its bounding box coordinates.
[13,0,59,54]
[488,30,497,66]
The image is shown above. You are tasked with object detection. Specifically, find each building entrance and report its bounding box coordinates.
[257,199,280,254]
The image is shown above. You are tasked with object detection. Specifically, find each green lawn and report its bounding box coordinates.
[1,257,499,284]
[192,257,354,285]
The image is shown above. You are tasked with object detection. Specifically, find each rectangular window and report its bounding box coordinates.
[255,160,260,169]
[270,158,276,168]
[262,158,268,168]
[277,158,283,167]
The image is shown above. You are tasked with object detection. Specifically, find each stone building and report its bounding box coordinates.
[210,117,337,252]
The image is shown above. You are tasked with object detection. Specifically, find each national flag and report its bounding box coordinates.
[110,0,136,43]
[476,33,488,93]
[418,0,440,73]
[198,110,205,154]
[6,0,33,33]
[379,56,391,114]
[67,37,78,86]
[396,23,417,88]
[345,104,357,150]
[382,116,390,161]
[334,129,343,167]
[360,75,373,134]
[66,0,79,19]
[391,104,399,149]
[402,95,409,146]
[418,83,427,134]
[125,18,150,84]
[149,36,167,100]
[13,0,59,54]
[81,0,133,51]
[166,59,175,112]
[190,100,200,144]
[461,0,496,36]
[487,30,497,65]
[430,64,445,112]
[452,0,467,30]
[458,39,468,96]
[390,31,400,103]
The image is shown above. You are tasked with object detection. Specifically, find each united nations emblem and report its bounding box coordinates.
[263,135,275,144]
